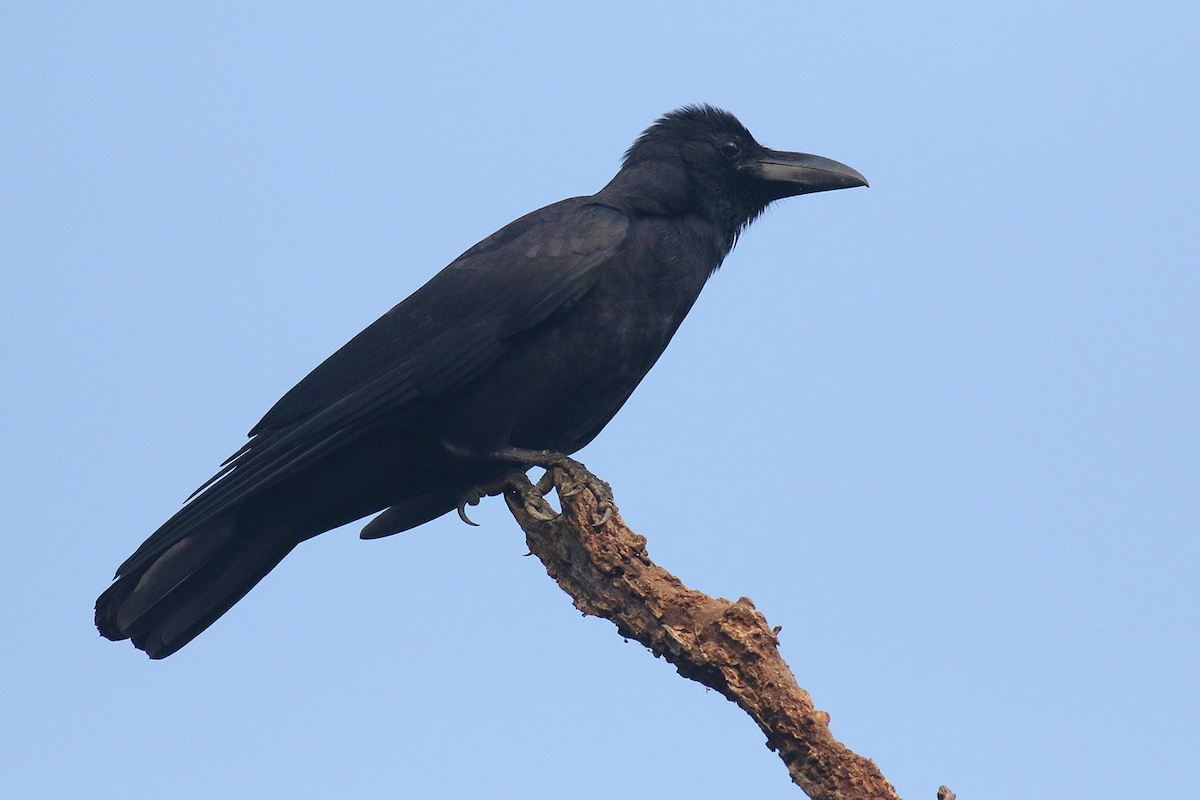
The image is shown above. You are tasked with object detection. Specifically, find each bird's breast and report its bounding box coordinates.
[439,226,722,457]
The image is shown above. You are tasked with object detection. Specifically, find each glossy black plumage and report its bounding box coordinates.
[96,105,866,657]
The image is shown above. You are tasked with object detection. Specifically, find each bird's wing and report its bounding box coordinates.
[115,200,628,577]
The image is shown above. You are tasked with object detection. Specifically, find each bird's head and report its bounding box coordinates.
[607,105,867,240]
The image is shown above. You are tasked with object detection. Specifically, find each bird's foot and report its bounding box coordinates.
[454,449,614,528]
[490,449,614,528]
[552,459,614,527]
[456,471,558,527]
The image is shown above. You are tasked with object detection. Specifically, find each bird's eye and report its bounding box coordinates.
[719,141,741,158]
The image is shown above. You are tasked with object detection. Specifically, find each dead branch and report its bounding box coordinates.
[498,462,939,800]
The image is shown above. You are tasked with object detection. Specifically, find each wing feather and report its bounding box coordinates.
[114,200,628,578]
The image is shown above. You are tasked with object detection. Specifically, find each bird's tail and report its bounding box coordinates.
[95,512,300,659]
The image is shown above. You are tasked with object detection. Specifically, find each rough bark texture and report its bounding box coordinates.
[498,463,932,800]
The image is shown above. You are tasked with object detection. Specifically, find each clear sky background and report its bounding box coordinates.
[3,3,1197,799]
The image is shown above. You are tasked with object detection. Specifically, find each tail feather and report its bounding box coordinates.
[96,513,301,659]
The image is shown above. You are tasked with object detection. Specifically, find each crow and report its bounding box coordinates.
[96,105,867,658]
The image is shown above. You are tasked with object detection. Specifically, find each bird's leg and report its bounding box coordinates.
[456,471,559,527]
[488,448,615,528]
[447,444,613,528]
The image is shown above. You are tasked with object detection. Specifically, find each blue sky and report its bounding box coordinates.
[3,3,1197,798]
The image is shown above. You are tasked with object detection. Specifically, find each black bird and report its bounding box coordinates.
[96,105,867,658]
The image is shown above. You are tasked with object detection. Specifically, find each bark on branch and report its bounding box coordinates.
[500,463,945,800]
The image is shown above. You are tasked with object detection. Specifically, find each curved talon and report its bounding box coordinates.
[455,454,615,529]
[519,476,560,521]
[526,503,559,521]
[457,499,480,526]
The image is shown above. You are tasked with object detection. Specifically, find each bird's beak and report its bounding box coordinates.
[754,149,868,199]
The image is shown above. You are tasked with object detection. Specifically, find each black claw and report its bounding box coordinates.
[454,455,614,529]
[526,503,559,521]
[457,500,480,526]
